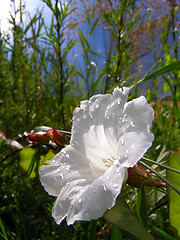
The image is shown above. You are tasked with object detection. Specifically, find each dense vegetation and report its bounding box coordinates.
[0,0,180,239]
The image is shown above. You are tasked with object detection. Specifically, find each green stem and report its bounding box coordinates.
[142,157,180,174]
[139,161,180,195]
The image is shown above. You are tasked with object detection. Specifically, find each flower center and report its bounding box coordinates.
[103,157,116,168]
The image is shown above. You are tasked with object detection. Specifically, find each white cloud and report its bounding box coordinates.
[0,0,11,32]
[0,0,43,32]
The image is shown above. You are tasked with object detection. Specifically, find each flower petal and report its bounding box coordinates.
[117,96,154,167]
[52,164,126,225]
[40,145,98,196]
[70,87,130,173]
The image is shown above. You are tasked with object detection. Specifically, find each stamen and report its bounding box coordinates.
[103,157,116,168]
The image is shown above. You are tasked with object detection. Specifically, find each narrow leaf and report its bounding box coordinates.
[167,149,180,238]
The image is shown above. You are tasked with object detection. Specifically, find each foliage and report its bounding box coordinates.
[0,0,180,239]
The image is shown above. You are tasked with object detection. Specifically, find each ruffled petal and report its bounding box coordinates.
[70,87,130,173]
[117,96,154,167]
[117,131,154,167]
[52,163,126,225]
[40,145,97,196]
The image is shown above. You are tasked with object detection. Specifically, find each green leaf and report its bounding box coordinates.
[144,61,180,80]
[0,218,8,240]
[19,148,44,178]
[103,195,155,240]
[167,149,180,238]
[42,149,57,165]
[132,61,180,89]
[136,187,147,226]
[111,225,123,240]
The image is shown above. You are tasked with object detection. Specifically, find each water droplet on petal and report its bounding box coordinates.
[60,173,64,179]
[132,144,135,149]
[107,106,110,110]
[124,153,128,159]
[117,99,121,104]
[93,189,96,193]
[130,121,135,127]
[103,185,107,191]
[121,139,125,145]
[112,183,118,188]
[66,166,70,172]
[79,198,82,203]
[107,176,110,180]
[114,160,119,166]
[95,104,99,108]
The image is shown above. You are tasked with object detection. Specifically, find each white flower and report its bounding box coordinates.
[39,87,154,225]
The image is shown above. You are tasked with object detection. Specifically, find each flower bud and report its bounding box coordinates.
[126,164,148,188]
[46,128,67,146]
[27,132,50,144]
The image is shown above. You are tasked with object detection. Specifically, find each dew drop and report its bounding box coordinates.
[60,173,64,179]
[114,160,119,166]
[112,183,118,188]
[103,185,107,191]
[116,169,120,173]
[79,198,82,203]
[111,102,115,107]
[117,99,121,104]
[107,106,110,110]
[95,104,99,108]
[107,176,110,180]
[124,153,128,159]
[132,144,135,149]
[66,153,70,158]
[121,139,125,145]
[93,189,96,193]
[130,121,135,127]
